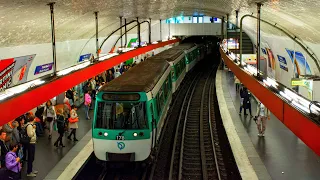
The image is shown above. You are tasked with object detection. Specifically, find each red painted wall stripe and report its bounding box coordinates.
[220,48,320,156]
[0,39,179,125]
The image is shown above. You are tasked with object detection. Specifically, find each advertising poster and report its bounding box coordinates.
[241,54,257,64]
[277,55,288,72]
[265,48,276,79]
[286,49,312,76]
[0,54,36,92]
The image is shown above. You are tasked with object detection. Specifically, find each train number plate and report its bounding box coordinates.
[116,136,125,140]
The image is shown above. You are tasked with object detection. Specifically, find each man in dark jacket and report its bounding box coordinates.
[239,86,245,114]
[0,130,9,168]
[241,87,253,116]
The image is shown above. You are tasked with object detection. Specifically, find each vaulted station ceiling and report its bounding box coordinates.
[1,0,320,47]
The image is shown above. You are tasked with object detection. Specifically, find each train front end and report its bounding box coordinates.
[92,92,152,162]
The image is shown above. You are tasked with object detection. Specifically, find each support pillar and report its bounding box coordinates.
[120,16,123,47]
[149,18,151,44]
[95,11,99,61]
[48,2,57,75]
[236,10,239,53]
[226,14,229,50]
[160,19,162,40]
[168,22,171,39]
[125,18,127,47]
[137,17,141,47]
[221,17,224,42]
[257,3,262,76]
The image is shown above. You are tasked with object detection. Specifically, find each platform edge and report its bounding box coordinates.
[216,69,258,180]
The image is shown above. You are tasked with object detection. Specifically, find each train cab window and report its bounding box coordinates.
[95,101,148,129]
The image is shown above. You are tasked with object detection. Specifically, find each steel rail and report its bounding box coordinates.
[199,71,211,180]
[208,68,222,180]
[168,72,201,180]
[178,71,201,180]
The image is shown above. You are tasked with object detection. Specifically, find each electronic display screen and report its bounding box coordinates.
[102,93,140,101]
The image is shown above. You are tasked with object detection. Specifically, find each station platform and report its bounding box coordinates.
[217,69,320,180]
[21,106,93,180]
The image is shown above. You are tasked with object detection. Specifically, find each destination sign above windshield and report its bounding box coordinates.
[102,93,140,101]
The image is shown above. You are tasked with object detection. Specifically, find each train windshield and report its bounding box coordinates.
[95,101,148,129]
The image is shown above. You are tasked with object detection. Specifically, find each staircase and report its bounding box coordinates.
[227,30,254,54]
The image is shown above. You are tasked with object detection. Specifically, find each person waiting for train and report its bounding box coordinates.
[43,100,56,139]
[5,143,21,180]
[84,90,92,120]
[54,109,66,148]
[255,101,270,137]
[239,85,245,115]
[25,115,38,177]
[114,68,121,78]
[66,88,75,106]
[234,76,240,92]
[0,130,9,168]
[67,105,79,142]
[242,88,253,117]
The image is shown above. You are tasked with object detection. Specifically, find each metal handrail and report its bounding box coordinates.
[239,14,320,72]
[99,20,137,50]
[112,20,150,49]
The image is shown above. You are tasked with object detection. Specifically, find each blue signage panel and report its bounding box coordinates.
[34,63,53,75]
[280,64,288,71]
[79,54,91,63]
[261,48,267,55]
[277,55,287,65]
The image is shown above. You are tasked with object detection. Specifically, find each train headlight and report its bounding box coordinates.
[133,132,138,137]
[104,132,108,137]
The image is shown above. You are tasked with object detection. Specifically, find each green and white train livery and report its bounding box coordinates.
[93,41,213,162]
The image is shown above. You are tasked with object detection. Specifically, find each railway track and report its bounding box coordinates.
[169,64,227,180]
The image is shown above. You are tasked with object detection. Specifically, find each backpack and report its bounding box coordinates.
[20,124,31,144]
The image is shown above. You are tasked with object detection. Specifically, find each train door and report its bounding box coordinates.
[150,103,156,148]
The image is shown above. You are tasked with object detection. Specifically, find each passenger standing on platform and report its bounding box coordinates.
[11,122,20,146]
[16,116,27,163]
[90,78,96,100]
[5,143,21,180]
[3,121,15,146]
[83,81,91,94]
[34,116,44,137]
[106,70,114,82]
[114,69,121,78]
[35,105,45,129]
[84,91,92,120]
[54,109,66,148]
[0,130,9,168]
[67,105,79,142]
[66,89,75,106]
[63,99,71,133]
[26,115,38,177]
[43,100,56,139]
[243,89,253,117]
[239,86,245,114]
[234,76,240,92]
[256,102,270,137]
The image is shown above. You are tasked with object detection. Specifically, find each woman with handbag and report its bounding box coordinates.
[43,100,56,139]
[67,105,79,142]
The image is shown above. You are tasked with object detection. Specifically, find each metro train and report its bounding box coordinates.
[92,37,215,163]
